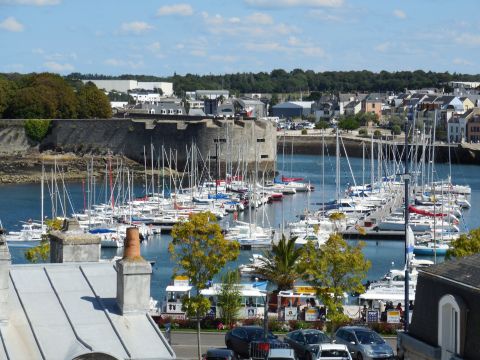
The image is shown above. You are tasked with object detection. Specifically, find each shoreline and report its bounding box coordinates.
[2,132,480,184]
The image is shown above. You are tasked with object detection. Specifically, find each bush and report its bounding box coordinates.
[391,125,401,135]
[24,119,51,142]
[370,322,402,335]
[315,120,330,130]
[358,128,368,137]
[373,129,382,138]
[301,129,308,135]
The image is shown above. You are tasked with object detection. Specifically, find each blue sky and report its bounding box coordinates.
[0,0,479,76]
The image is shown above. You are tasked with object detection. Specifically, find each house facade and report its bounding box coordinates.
[397,253,480,360]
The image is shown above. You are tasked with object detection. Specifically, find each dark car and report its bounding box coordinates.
[203,348,237,360]
[335,326,394,360]
[225,326,281,358]
[284,329,331,360]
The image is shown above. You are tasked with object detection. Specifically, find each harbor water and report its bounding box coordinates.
[1,154,478,303]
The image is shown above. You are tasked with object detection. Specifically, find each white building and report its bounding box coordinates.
[82,79,174,96]
[129,92,162,103]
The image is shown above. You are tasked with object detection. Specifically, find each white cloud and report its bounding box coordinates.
[248,12,273,25]
[452,58,472,66]
[209,55,237,63]
[455,33,480,46]
[120,21,153,34]
[43,61,74,73]
[393,9,406,19]
[0,17,24,32]
[287,36,301,46]
[374,42,391,53]
[202,12,224,25]
[245,0,343,8]
[148,41,161,52]
[302,46,325,57]
[244,42,287,52]
[308,9,343,22]
[157,3,193,16]
[32,48,44,54]
[104,58,144,69]
[0,0,60,5]
[190,49,206,57]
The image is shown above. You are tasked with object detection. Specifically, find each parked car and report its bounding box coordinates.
[268,348,296,360]
[284,329,330,360]
[334,326,394,360]
[203,348,237,360]
[225,326,282,359]
[317,344,352,359]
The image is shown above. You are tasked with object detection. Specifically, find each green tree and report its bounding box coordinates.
[24,119,51,142]
[7,86,57,119]
[299,233,371,335]
[391,125,401,136]
[77,82,112,118]
[169,212,239,360]
[338,116,359,132]
[217,270,242,327]
[254,234,301,291]
[0,77,16,117]
[24,218,63,263]
[328,212,346,232]
[315,120,330,130]
[446,228,480,259]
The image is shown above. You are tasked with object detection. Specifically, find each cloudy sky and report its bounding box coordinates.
[0,0,479,76]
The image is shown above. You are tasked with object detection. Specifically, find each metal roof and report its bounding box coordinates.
[0,262,175,360]
[420,253,480,290]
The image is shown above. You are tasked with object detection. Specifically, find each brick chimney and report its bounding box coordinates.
[49,219,101,263]
[116,227,152,314]
[0,228,11,323]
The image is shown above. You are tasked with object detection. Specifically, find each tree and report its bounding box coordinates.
[446,228,480,259]
[391,125,401,136]
[338,116,359,132]
[328,212,346,232]
[0,77,16,118]
[254,234,302,291]
[77,82,112,118]
[217,270,242,327]
[299,233,371,335]
[24,119,51,142]
[169,212,239,360]
[24,218,63,263]
[315,120,330,130]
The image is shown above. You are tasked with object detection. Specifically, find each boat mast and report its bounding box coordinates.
[41,162,44,232]
[404,113,411,332]
[336,127,340,202]
[370,134,374,188]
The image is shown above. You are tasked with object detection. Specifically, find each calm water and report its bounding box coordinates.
[1,154,478,302]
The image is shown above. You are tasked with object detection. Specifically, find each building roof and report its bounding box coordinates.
[420,253,480,290]
[273,101,313,109]
[0,262,174,360]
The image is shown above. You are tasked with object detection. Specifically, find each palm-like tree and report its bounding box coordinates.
[254,234,302,291]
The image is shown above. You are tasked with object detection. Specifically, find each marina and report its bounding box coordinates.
[1,151,477,305]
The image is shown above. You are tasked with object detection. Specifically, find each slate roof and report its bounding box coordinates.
[420,253,480,290]
[0,262,175,360]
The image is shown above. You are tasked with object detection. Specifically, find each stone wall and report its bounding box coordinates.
[40,118,277,172]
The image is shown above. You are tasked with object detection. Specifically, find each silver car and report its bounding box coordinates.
[334,326,394,360]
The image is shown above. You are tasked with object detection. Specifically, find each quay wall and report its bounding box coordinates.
[278,134,480,164]
[0,118,277,173]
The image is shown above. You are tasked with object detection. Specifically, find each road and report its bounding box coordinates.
[170,331,397,359]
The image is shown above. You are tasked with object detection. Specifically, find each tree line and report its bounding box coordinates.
[66,69,480,95]
[0,73,112,119]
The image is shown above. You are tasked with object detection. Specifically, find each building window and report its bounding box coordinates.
[438,294,463,359]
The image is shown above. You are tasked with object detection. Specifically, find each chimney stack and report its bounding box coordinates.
[116,227,152,314]
[49,219,101,263]
[0,229,11,323]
